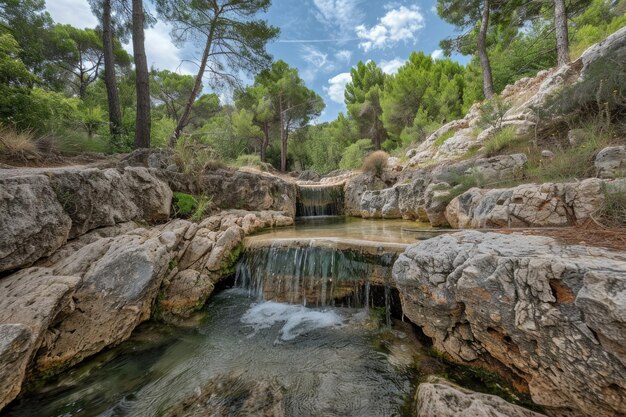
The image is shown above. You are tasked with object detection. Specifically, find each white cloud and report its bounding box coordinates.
[325,72,352,104]
[335,50,352,64]
[379,58,405,74]
[301,45,329,68]
[45,0,98,28]
[313,0,365,35]
[431,49,444,60]
[356,5,425,51]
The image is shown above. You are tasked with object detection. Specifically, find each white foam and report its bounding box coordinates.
[241,301,343,341]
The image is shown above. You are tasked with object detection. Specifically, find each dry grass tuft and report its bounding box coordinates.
[0,126,40,161]
[361,150,389,176]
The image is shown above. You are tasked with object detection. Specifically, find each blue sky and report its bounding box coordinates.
[46,0,469,122]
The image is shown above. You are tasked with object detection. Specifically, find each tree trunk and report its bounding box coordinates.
[260,122,269,162]
[102,0,123,138]
[132,0,151,148]
[169,18,218,147]
[280,97,288,172]
[554,0,570,66]
[478,0,494,99]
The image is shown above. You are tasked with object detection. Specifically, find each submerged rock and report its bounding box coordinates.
[163,373,285,417]
[416,377,546,417]
[393,231,626,417]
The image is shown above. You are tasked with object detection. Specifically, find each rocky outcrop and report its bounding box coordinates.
[158,211,292,322]
[160,169,296,217]
[416,377,546,417]
[0,167,172,273]
[445,179,605,228]
[0,174,72,272]
[393,231,626,417]
[596,146,626,179]
[348,154,526,222]
[0,269,80,408]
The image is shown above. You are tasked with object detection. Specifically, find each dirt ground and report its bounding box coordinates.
[498,225,626,252]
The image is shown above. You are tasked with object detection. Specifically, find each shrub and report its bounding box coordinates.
[0,126,39,161]
[339,139,372,170]
[435,170,486,205]
[172,192,213,222]
[478,95,512,130]
[234,154,271,171]
[597,185,626,227]
[361,150,389,176]
[174,138,225,174]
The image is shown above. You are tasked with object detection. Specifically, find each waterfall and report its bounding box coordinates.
[296,185,345,217]
[234,240,399,316]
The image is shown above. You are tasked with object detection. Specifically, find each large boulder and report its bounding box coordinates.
[445,179,604,228]
[595,146,626,179]
[48,167,172,238]
[154,168,297,217]
[0,268,80,408]
[0,174,71,272]
[416,377,547,417]
[34,221,191,374]
[393,231,626,417]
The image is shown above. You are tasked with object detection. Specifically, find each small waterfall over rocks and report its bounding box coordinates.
[235,239,402,323]
[296,184,345,217]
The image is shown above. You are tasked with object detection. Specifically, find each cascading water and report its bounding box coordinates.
[235,240,400,323]
[296,184,345,216]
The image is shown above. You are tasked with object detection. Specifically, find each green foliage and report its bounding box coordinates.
[381,52,468,142]
[339,139,373,170]
[150,69,195,120]
[172,192,213,222]
[570,0,626,59]
[151,116,177,148]
[482,126,520,156]
[478,95,512,130]
[78,106,105,138]
[234,154,270,171]
[433,130,455,147]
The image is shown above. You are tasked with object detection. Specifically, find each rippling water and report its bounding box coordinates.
[6,289,415,417]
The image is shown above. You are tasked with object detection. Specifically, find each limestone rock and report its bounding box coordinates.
[424,183,452,227]
[48,167,172,238]
[155,168,297,217]
[0,174,71,272]
[35,222,190,374]
[393,232,626,417]
[0,268,80,408]
[416,377,547,417]
[445,179,605,228]
[595,146,626,179]
[580,26,626,78]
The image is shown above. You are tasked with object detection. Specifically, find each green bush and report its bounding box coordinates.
[173,192,213,222]
[433,130,455,147]
[478,95,511,130]
[598,185,626,227]
[339,139,373,170]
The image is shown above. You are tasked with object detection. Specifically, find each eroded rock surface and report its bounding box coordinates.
[393,231,626,417]
[596,146,626,179]
[0,269,80,408]
[445,179,605,228]
[416,377,546,417]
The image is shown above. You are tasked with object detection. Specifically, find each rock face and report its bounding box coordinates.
[393,232,626,417]
[0,269,80,409]
[416,377,547,417]
[0,174,71,272]
[155,168,297,217]
[445,179,604,228]
[158,210,292,322]
[347,154,527,222]
[0,167,172,273]
[595,146,626,179]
